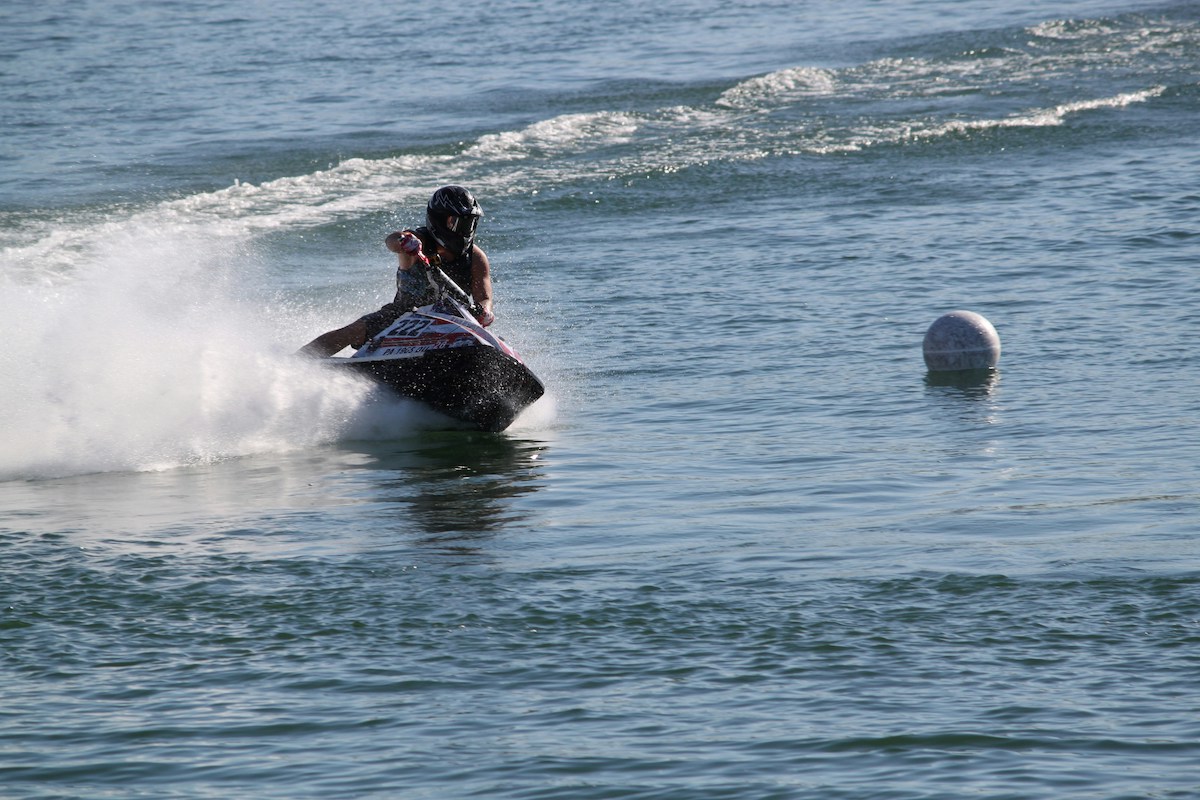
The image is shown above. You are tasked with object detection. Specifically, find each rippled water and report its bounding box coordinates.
[3,1,1200,797]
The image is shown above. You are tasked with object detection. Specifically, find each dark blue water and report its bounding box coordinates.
[3,1,1200,797]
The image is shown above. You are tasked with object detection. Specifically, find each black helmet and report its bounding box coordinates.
[426,185,482,255]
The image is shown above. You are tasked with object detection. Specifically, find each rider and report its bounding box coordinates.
[299,185,494,357]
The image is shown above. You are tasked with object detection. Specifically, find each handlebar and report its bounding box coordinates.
[420,261,486,320]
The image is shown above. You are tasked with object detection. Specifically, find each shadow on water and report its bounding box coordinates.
[923,368,999,400]
[345,432,549,554]
[922,369,1002,431]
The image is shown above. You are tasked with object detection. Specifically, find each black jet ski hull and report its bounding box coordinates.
[331,346,544,432]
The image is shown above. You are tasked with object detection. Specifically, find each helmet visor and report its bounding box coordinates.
[444,214,479,239]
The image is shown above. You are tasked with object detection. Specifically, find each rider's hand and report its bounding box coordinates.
[474,307,495,327]
[396,232,422,256]
[388,231,428,265]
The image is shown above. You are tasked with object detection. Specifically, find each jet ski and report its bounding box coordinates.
[325,264,544,432]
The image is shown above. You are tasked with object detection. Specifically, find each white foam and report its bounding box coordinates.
[1028,19,1120,41]
[0,171,419,283]
[507,392,559,433]
[0,110,653,284]
[465,112,639,160]
[806,86,1166,154]
[716,66,838,109]
[0,227,376,480]
[916,86,1166,139]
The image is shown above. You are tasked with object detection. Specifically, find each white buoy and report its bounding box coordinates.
[923,310,1001,372]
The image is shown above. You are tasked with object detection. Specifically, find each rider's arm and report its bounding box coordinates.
[470,245,494,317]
[298,319,368,357]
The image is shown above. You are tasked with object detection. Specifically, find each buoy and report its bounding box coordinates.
[923,310,1001,372]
